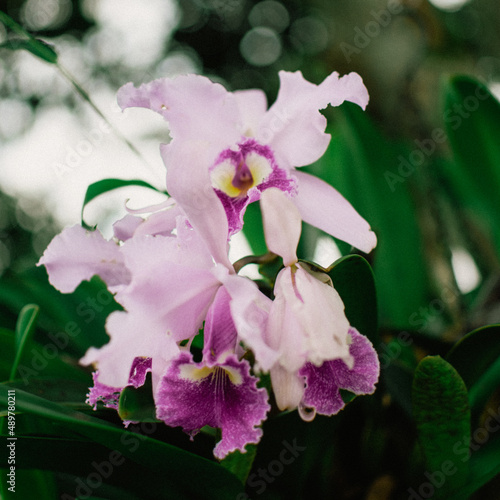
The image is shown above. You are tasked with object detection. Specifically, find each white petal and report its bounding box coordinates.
[260,188,301,266]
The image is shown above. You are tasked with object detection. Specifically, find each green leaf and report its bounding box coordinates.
[326,254,379,345]
[10,304,39,381]
[0,385,244,499]
[221,444,257,484]
[450,432,500,500]
[81,179,166,229]
[0,329,15,381]
[118,375,158,422]
[442,76,500,256]
[447,325,500,414]
[412,356,470,498]
[0,12,58,64]
[242,201,267,255]
[1,378,90,412]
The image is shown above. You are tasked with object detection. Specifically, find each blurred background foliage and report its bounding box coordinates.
[2,0,500,499]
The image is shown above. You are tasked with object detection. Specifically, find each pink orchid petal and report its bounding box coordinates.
[113,214,143,241]
[261,188,301,266]
[233,89,268,136]
[118,75,240,150]
[293,170,377,253]
[217,270,278,372]
[117,233,220,342]
[38,225,130,293]
[259,70,369,168]
[268,265,352,373]
[203,287,237,366]
[162,141,232,268]
[81,310,177,388]
[132,206,183,238]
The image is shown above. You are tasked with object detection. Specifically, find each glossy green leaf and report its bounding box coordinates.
[326,254,379,345]
[0,12,58,64]
[221,444,257,484]
[442,76,500,255]
[412,356,470,498]
[447,325,500,414]
[0,385,244,499]
[450,433,500,500]
[0,329,15,381]
[308,102,434,329]
[1,378,90,412]
[242,201,267,255]
[118,375,158,422]
[81,179,165,229]
[0,468,58,500]
[10,304,39,380]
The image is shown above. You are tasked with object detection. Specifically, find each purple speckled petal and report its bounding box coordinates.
[299,328,380,416]
[87,356,152,410]
[128,357,153,388]
[156,352,270,459]
[86,371,121,410]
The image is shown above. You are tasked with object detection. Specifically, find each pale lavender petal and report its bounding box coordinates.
[218,271,278,372]
[118,75,240,151]
[156,352,270,459]
[293,170,377,253]
[132,205,183,238]
[299,328,380,416]
[38,225,131,293]
[261,188,301,266]
[162,141,233,268]
[259,70,368,168]
[270,364,305,411]
[81,310,178,388]
[233,89,267,136]
[203,287,237,366]
[117,233,220,342]
[268,265,352,373]
[321,71,370,110]
[113,214,143,241]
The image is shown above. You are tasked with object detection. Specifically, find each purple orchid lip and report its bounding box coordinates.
[210,138,297,235]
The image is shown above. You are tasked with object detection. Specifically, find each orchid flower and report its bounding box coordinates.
[117,70,377,267]
[260,188,380,419]
[156,287,270,459]
[38,208,273,454]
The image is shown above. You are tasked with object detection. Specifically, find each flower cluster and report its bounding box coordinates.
[39,70,379,459]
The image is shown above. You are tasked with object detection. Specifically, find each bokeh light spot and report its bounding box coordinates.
[249,1,290,33]
[240,27,281,66]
